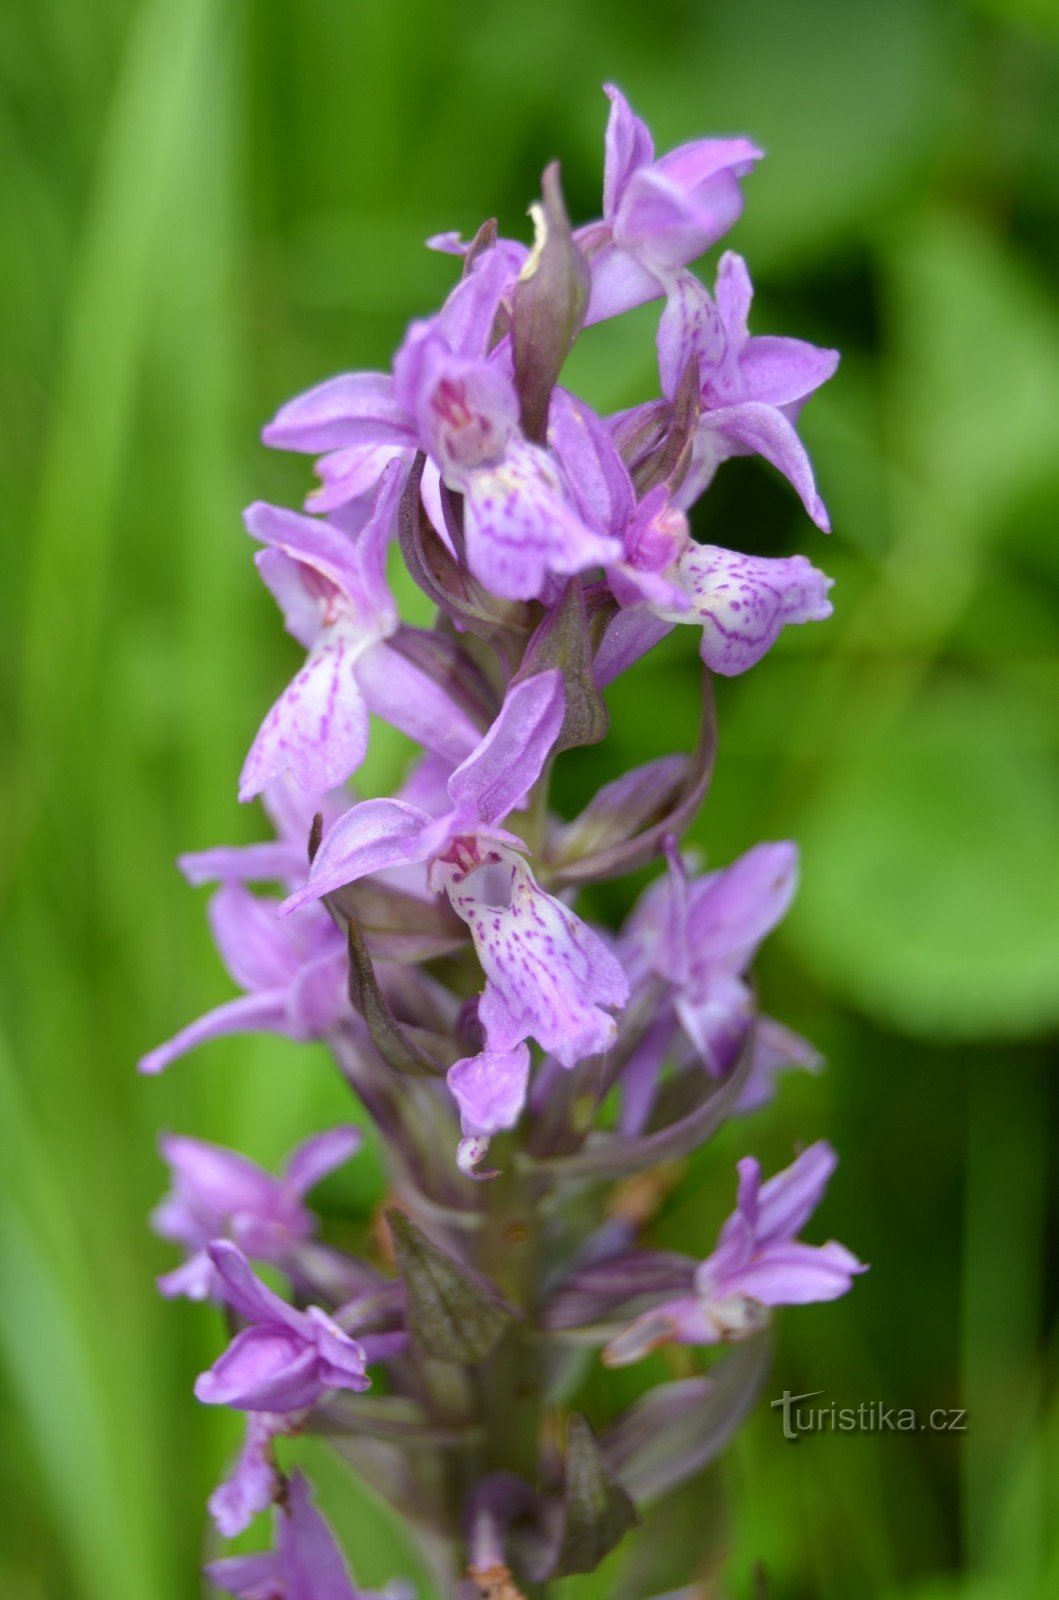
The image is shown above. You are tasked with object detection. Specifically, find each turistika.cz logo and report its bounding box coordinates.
[771,1390,968,1442]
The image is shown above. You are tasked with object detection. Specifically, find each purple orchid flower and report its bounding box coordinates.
[196,1242,371,1412]
[265,241,619,600]
[283,672,627,1064]
[392,330,621,603]
[259,241,514,516]
[208,1470,412,1598]
[137,883,347,1075]
[146,91,861,1589]
[659,253,839,530]
[604,1142,865,1363]
[623,841,799,1071]
[240,463,480,800]
[616,842,814,1134]
[548,387,834,679]
[151,1126,362,1300]
[577,85,763,324]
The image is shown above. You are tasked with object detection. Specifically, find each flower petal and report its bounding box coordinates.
[207,1413,286,1538]
[436,241,523,359]
[616,156,754,272]
[138,991,291,1075]
[244,501,365,598]
[179,840,304,888]
[733,1016,822,1115]
[282,798,433,912]
[714,249,754,342]
[451,854,628,1068]
[207,883,305,992]
[702,402,832,530]
[447,1044,532,1137]
[547,387,635,537]
[262,371,414,453]
[461,439,622,601]
[657,269,730,400]
[306,442,411,514]
[594,607,674,687]
[739,335,840,408]
[255,548,324,650]
[685,841,800,970]
[157,1133,281,1227]
[207,1240,306,1328]
[354,640,480,767]
[282,1126,363,1197]
[239,637,371,802]
[206,1551,282,1596]
[156,1252,216,1301]
[754,1140,838,1244]
[583,239,667,324]
[650,543,833,676]
[446,671,565,828]
[195,1326,321,1411]
[276,1471,365,1600]
[602,84,654,218]
[732,1238,866,1306]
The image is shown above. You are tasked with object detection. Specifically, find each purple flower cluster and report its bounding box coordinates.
[144,86,861,1596]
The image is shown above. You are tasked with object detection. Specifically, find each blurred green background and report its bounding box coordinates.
[2,0,1057,1595]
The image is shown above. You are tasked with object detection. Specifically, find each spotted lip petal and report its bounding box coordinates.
[647,543,834,676]
[449,851,628,1069]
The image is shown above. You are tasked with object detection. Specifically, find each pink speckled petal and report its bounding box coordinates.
[461,439,622,601]
[449,853,628,1068]
[656,269,729,399]
[239,636,370,802]
[650,542,833,675]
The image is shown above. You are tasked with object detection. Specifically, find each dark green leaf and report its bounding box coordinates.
[387,1209,518,1362]
[553,1413,638,1577]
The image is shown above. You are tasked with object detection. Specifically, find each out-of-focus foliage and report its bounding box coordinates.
[0,2,1056,1597]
